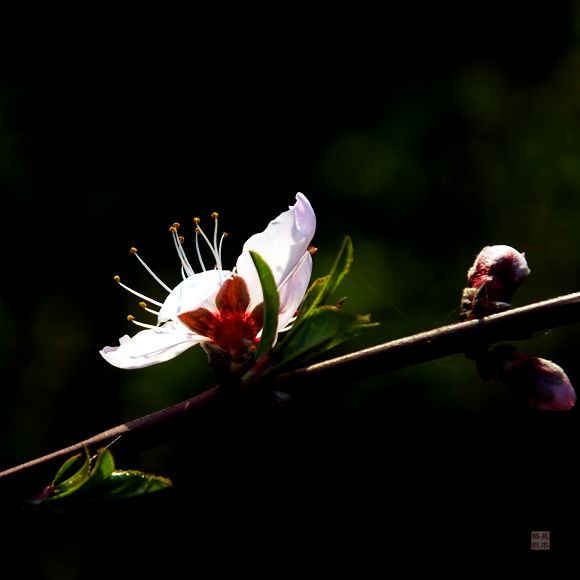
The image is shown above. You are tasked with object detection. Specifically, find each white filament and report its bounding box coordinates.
[170,228,195,278]
[195,221,223,271]
[115,279,164,307]
[131,250,173,292]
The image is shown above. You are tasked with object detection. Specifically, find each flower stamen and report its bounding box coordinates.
[126,314,168,331]
[211,212,219,265]
[193,215,224,271]
[113,275,164,307]
[219,232,228,263]
[169,223,195,279]
[129,247,173,292]
[194,222,207,272]
[278,250,311,294]
[139,301,159,316]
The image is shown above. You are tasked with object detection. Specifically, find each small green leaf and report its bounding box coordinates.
[77,448,116,496]
[272,306,378,371]
[299,235,353,318]
[272,235,378,371]
[48,447,92,500]
[51,452,85,487]
[250,250,280,359]
[297,274,330,318]
[325,234,354,299]
[95,470,173,499]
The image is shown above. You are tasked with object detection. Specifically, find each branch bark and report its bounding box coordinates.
[2,291,580,499]
[274,291,580,389]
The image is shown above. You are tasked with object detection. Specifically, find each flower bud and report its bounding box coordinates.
[477,345,576,411]
[467,244,530,300]
[460,245,530,320]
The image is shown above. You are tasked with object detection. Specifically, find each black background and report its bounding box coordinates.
[1,1,579,573]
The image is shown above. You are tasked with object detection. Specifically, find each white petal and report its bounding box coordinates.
[100,321,202,369]
[236,192,316,309]
[158,269,232,323]
[277,251,313,331]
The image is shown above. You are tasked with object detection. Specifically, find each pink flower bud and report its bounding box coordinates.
[467,244,530,301]
[481,346,576,411]
[460,245,530,320]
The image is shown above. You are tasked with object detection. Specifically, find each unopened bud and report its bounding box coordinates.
[460,245,530,320]
[468,244,530,299]
[477,345,576,411]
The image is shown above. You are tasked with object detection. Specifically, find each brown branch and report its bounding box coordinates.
[0,385,226,501]
[2,291,580,499]
[275,291,580,389]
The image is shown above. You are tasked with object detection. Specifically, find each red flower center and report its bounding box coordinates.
[178,276,264,360]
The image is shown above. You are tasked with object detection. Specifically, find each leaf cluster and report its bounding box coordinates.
[28,447,172,512]
[253,235,378,374]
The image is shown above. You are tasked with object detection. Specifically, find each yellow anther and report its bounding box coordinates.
[127,314,135,321]
[178,236,185,244]
[195,227,201,234]
[113,275,121,282]
[223,232,229,238]
[173,222,180,229]
[308,246,318,256]
[211,211,219,219]
[194,217,201,224]
[169,225,177,233]
[139,301,147,309]
[130,247,138,254]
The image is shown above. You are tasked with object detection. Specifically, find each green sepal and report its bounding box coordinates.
[249,250,280,359]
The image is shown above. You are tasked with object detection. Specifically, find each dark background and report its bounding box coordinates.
[1,1,579,572]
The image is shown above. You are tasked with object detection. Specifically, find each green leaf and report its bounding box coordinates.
[51,452,85,487]
[272,306,378,371]
[46,447,116,502]
[325,234,354,299]
[250,250,280,359]
[299,235,353,318]
[271,235,378,372]
[48,447,92,500]
[29,447,173,507]
[95,470,173,499]
[297,274,330,318]
[76,448,116,496]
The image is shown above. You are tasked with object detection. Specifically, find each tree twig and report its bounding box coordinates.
[2,291,580,498]
[274,291,580,389]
